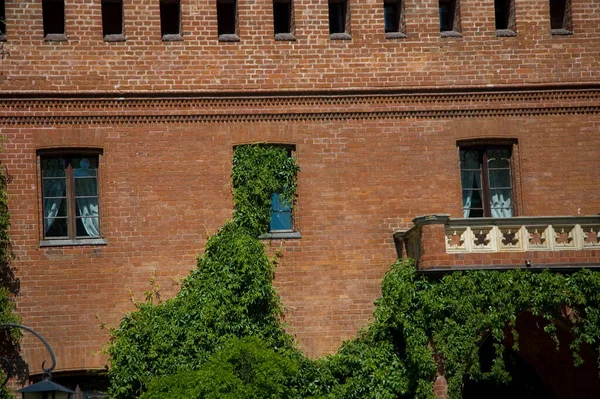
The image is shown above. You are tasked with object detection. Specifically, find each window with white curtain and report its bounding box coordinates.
[460,146,513,218]
[40,151,101,240]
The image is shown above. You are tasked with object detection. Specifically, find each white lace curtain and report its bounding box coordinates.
[43,170,66,234]
[461,149,512,218]
[44,158,99,237]
[75,180,100,237]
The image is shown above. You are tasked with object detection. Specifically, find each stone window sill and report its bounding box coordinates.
[275,33,296,41]
[496,29,517,37]
[440,31,462,38]
[551,28,572,36]
[104,34,126,42]
[45,34,67,42]
[259,231,302,240]
[385,32,407,39]
[162,34,183,42]
[330,32,352,40]
[0,34,6,42]
[40,238,108,248]
[219,34,240,42]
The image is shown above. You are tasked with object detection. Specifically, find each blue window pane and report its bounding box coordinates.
[271,193,291,211]
[270,193,292,231]
[270,211,292,231]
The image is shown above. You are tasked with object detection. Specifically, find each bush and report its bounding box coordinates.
[140,336,301,399]
[107,223,295,399]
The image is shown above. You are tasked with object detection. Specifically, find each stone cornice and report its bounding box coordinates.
[1,86,600,124]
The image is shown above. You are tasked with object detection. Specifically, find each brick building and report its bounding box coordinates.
[1,0,599,396]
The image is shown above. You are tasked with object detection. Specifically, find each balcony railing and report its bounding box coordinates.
[394,215,600,271]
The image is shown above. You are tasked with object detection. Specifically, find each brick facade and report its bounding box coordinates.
[1,0,600,396]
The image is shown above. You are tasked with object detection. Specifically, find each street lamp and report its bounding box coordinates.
[16,379,75,399]
[0,324,75,399]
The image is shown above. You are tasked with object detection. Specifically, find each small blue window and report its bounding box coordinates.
[269,193,292,231]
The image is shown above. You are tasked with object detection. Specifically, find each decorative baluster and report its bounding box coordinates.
[499,226,523,251]
[553,225,576,250]
[525,226,551,251]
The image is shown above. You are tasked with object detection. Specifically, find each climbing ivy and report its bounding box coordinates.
[323,259,600,399]
[106,144,600,399]
[0,157,24,399]
[232,145,299,236]
[106,145,303,398]
[106,222,298,398]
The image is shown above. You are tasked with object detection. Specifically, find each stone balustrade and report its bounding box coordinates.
[394,215,600,271]
[445,217,600,254]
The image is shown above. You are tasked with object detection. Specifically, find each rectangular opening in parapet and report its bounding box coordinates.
[439,0,460,33]
[384,0,402,33]
[160,0,181,36]
[549,0,572,32]
[102,0,123,36]
[217,0,237,36]
[273,0,293,35]
[494,0,515,32]
[42,0,65,36]
[328,0,347,34]
[0,0,5,36]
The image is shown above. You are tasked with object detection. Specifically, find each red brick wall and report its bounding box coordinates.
[0,0,599,91]
[1,0,600,380]
[2,108,600,372]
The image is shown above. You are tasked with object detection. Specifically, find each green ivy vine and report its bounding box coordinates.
[106,144,600,399]
[0,156,24,399]
[326,259,600,399]
[106,145,303,398]
[232,145,299,236]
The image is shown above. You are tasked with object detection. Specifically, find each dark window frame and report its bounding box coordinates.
[159,0,183,41]
[459,143,516,218]
[0,0,6,40]
[549,0,572,35]
[439,0,461,36]
[38,149,105,246]
[384,0,406,37]
[101,0,125,41]
[494,0,517,36]
[217,0,239,41]
[328,0,351,39]
[42,0,67,41]
[273,0,295,40]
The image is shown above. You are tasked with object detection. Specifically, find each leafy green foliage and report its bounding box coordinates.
[107,144,600,399]
[139,336,301,399]
[106,223,296,398]
[232,145,299,236]
[107,145,309,398]
[323,260,600,399]
[0,159,23,399]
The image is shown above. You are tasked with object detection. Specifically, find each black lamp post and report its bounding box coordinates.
[0,324,75,399]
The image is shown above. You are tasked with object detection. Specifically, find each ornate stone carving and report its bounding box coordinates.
[445,228,467,253]
[582,225,600,249]
[473,227,495,251]
[499,227,523,251]
[525,226,551,251]
[553,225,576,250]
